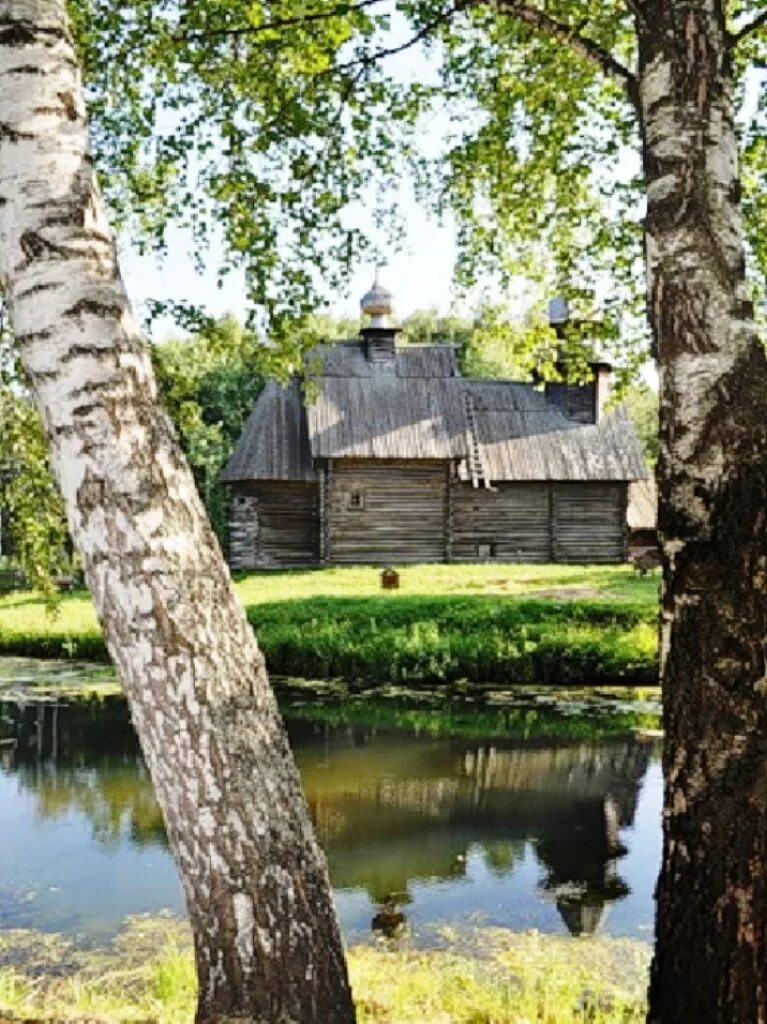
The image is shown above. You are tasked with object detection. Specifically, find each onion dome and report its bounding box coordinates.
[361,277,394,327]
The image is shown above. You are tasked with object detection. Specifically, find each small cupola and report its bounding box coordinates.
[360,274,400,364]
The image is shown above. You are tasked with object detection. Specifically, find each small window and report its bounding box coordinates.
[348,491,365,511]
[477,542,496,560]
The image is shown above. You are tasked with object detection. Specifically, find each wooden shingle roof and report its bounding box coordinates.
[220,378,316,482]
[221,342,646,484]
[460,382,646,482]
[306,345,468,460]
[307,341,459,378]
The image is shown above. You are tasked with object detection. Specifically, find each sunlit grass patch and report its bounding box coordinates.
[350,932,650,1023]
[0,919,650,1023]
[0,916,195,1023]
[233,562,658,607]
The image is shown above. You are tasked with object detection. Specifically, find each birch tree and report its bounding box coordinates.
[0,3,355,1022]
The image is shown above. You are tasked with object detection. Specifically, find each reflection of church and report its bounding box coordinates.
[287,719,653,937]
[536,794,630,935]
[2,696,655,939]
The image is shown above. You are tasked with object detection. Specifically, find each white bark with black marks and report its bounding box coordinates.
[0,2,355,1021]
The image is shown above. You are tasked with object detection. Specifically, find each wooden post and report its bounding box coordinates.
[445,465,455,563]
[325,459,334,565]
[318,465,327,565]
[620,483,629,563]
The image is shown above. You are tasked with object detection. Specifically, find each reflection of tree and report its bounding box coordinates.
[31,764,166,847]
[1,698,166,847]
[482,840,525,878]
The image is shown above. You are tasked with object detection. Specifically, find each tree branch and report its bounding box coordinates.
[176,0,639,111]
[332,1,471,75]
[729,10,767,45]
[622,0,649,31]
[479,0,639,107]
[175,0,387,42]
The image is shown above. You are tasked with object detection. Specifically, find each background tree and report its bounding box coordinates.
[152,315,265,545]
[0,302,70,592]
[622,384,659,467]
[68,2,767,1021]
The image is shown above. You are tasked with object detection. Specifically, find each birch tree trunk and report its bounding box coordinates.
[640,2,767,1020]
[0,3,355,1022]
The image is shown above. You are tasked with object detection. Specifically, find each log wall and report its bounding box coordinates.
[229,492,259,571]
[229,482,319,567]
[327,460,448,564]
[451,481,627,563]
[552,482,627,563]
[452,483,551,562]
[229,474,628,568]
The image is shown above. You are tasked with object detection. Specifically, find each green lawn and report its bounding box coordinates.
[0,564,660,685]
[233,562,658,604]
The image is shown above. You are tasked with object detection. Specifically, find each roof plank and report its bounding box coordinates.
[221,342,646,485]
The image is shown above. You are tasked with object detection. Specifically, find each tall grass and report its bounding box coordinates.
[249,595,657,685]
[0,566,659,686]
[0,917,650,1024]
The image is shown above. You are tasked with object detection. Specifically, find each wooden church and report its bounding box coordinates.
[221,284,647,569]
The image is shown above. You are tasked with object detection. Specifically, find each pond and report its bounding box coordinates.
[0,661,662,948]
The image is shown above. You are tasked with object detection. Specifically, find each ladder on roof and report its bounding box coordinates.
[463,390,488,489]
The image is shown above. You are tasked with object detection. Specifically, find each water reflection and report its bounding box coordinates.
[1,697,165,847]
[0,693,661,941]
[289,721,651,936]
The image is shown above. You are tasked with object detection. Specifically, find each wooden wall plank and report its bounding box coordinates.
[452,483,551,562]
[452,481,628,563]
[328,459,447,564]
[251,482,319,566]
[552,482,626,563]
[229,475,629,568]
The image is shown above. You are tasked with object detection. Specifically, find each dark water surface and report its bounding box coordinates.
[0,667,662,946]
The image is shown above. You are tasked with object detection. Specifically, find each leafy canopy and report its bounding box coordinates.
[68,0,767,372]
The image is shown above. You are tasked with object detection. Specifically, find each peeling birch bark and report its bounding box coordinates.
[640,2,767,1021]
[0,3,356,1021]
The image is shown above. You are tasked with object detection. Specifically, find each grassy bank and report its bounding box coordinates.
[0,916,650,1024]
[0,565,659,686]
